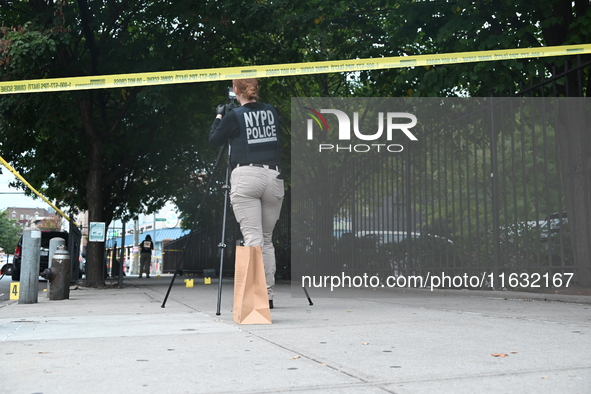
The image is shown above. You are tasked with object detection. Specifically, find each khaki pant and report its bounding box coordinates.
[230,165,284,300]
[140,253,151,277]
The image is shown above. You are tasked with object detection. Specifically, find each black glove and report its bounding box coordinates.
[216,104,227,116]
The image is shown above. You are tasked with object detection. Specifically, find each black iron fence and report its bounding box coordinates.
[291,58,591,289]
[390,97,581,284]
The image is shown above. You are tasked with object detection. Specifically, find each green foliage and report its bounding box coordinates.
[0,24,57,73]
[0,210,20,254]
[358,0,591,98]
[0,1,242,284]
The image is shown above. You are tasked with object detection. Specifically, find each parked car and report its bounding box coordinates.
[540,212,568,244]
[1,254,14,276]
[335,230,454,277]
[11,230,69,281]
[539,211,571,264]
[354,230,453,245]
[355,230,419,244]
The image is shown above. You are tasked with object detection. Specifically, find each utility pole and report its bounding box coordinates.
[133,218,139,275]
[153,212,157,274]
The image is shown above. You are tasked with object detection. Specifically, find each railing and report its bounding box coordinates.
[292,57,590,288]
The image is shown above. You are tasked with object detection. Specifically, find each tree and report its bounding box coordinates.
[0,1,225,286]
[0,210,20,255]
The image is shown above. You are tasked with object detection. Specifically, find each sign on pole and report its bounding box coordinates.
[89,222,106,242]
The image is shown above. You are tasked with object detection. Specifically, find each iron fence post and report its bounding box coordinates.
[489,94,502,289]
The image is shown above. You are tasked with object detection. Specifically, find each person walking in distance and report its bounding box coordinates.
[209,78,284,309]
[139,234,154,278]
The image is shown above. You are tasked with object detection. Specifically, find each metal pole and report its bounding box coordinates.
[302,286,314,306]
[133,218,139,275]
[153,213,157,273]
[405,145,413,275]
[104,224,110,282]
[19,228,41,304]
[112,241,117,279]
[119,221,125,288]
[489,94,502,289]
[67,221,81,285]
[215,145,232,316]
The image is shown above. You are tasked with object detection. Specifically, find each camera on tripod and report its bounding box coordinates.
[217,87,239,117]
[227,86,236,102]
[226,86,238,109]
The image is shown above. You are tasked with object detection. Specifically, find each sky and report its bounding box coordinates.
[0,168,52,211]
[1,166,178,227]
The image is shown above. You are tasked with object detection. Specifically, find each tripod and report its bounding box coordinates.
[161,140,314,311]
[214,143,232,315]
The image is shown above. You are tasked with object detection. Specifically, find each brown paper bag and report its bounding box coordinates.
[233,245,272,324]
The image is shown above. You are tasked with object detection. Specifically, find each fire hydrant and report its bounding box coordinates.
[41,245,71,300]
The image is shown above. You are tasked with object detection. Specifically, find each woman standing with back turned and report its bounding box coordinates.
[209,78,284,309]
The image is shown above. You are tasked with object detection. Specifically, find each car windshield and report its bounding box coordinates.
[356,231,420,243]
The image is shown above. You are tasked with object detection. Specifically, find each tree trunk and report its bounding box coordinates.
[557,99,591,286]
[79,96,107,287]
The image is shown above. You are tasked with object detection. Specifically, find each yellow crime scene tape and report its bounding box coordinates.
[1,44,589,214]
[1,44,590,94]
[0,156,72,222]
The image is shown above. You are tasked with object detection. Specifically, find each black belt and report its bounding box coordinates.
[236,163,279,171]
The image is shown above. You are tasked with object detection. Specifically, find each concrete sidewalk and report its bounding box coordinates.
[1,276,590,394]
